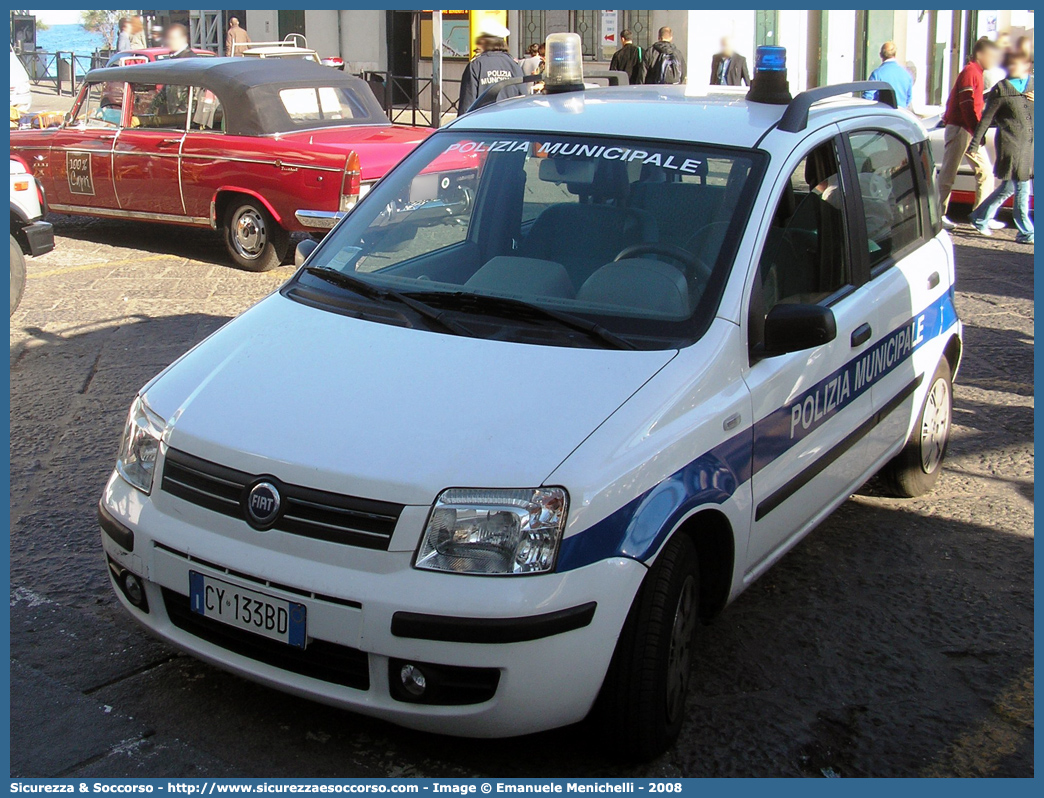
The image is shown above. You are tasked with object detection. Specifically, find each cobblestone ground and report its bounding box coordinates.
[9,213,1033,777]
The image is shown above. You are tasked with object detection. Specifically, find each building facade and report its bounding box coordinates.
[232,8,1032,116]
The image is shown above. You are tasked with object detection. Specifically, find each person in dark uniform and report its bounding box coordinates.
[458,23,524,113]
[610,30,644,86]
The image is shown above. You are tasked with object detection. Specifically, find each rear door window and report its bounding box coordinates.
[848,130,922,269]
[129,81,190,130]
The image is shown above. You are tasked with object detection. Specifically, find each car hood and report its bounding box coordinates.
[143,293,675,506]
[282,125,432,180]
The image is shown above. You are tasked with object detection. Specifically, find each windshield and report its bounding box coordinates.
[290,131,765,349]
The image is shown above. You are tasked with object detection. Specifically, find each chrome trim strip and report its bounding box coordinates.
[280,514,388,538]
[50,203,210,226]
[287,496,398,523]
[110,128,121,209]
[112,150,182,159]
[295,209,343,229]
[163,476,239,507]
[179,152,341,173]
[262,123,392,138]
[177,134,187,214]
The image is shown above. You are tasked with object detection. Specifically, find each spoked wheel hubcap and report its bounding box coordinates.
[231,207,267,259]
[920,377,951,474]
[665,575,698,724]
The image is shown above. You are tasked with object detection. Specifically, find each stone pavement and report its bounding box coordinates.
[9,213,1033,777]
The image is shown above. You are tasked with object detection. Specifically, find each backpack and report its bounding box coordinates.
[656,49,682,84]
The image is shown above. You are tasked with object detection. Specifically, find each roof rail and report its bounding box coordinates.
[465,70,630,115]
[777,81,897,133]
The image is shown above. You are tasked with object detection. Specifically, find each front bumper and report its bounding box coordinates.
[100,471,646,737]
[18,220,54,257]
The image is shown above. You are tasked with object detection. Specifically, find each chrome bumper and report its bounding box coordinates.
[295,210,344,230]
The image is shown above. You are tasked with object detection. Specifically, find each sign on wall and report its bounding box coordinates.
[601,9,619,58]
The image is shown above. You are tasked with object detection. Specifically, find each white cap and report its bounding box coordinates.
[478,22,510,39]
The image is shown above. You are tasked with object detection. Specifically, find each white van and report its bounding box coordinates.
[100,46,961,760]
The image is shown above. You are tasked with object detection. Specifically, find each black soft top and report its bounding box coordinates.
[85,57,390,136]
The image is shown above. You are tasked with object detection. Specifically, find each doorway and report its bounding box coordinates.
[278,10,305,40]
[387,10,417,105]
[856,10,894,80]
[806,10,829,88]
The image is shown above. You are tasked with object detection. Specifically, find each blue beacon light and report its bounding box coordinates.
[747,45,792,104]
[755,45,787,73]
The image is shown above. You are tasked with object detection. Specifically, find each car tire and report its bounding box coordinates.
[223,198,289,272]
[10,235,26,316]
[592,533,700,761]
[881,358,953,498]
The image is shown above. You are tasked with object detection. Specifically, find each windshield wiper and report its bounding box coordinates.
[406,291,637,350]
[302,266,472,337]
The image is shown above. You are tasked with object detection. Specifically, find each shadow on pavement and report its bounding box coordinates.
[44,214,307,272]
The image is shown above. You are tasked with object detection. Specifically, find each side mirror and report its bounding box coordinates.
[63,112,71,126]
[295,238,319,268]
[762,302,837,356]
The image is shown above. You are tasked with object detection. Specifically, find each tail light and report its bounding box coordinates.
[340,151,361,212]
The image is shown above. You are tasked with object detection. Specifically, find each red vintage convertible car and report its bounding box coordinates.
[10,58,432,270]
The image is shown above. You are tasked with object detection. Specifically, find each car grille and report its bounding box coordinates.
[161,447,403,551]
[162,588,370,690]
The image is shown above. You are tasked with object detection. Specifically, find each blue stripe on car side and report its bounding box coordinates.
[555,292,957,573]
[750,291,958,474]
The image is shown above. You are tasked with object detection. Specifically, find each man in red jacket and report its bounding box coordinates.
[938,38,1002,227]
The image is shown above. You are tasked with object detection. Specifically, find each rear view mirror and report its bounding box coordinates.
[763,303,837,356]
[295,238,319,267]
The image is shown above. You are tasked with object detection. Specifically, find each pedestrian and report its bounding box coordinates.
[116,18,132,53]
[1015,36,1032,62]
[520,43,542,75]
[129,17,147,49]
[458,23,523,113]
[980,35,1008,91]
[862,41,914,108]
[163,24,197,59]
[150,25,164,47]
[937,37,1001,228]
[968,51,1034,244]
[643,26,686,85]
[610,29,644,86]
[226,16,251,56]
[709,36,750,87]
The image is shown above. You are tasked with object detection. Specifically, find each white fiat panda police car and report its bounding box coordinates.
[100,41,961,760]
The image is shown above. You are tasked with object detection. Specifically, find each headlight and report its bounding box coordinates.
[115,395,165,494]
[415,488,568,575]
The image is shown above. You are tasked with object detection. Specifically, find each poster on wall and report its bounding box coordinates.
[420,11,473,59]
[601,9,619,55]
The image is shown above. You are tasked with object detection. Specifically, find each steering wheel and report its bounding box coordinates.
[612,242,713,284]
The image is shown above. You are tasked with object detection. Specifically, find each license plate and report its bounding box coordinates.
[189,571,306,648]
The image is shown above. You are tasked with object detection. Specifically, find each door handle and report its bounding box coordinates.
[851,323,872,347]
[927,271,940,290]
[158,138,182,146]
